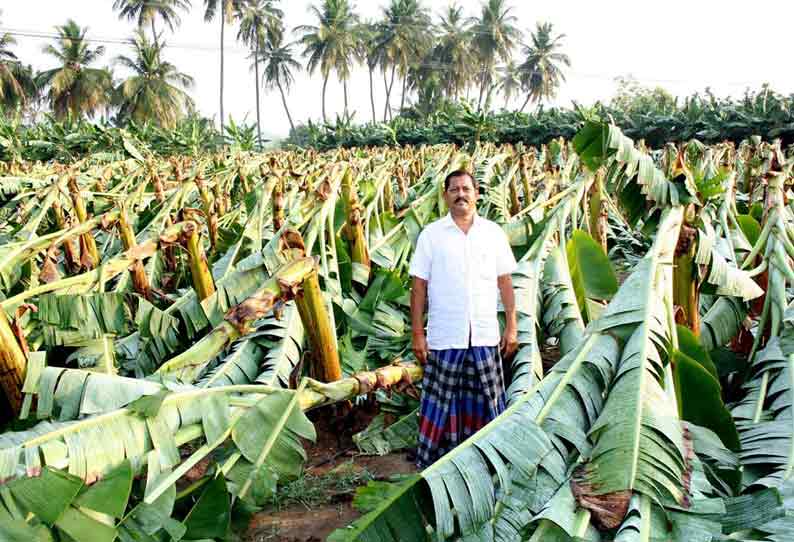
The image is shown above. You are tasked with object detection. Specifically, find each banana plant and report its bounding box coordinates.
[1,358,422,542]
[5,125,794,542]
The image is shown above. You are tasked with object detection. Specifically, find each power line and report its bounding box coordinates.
[1,26,766,88]
[1,28,251,53]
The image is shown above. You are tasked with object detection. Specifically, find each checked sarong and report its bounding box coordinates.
[416,346,506,469]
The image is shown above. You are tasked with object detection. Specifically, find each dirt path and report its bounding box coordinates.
[245,405,417,542]
[245,452,416,541]
[245,332,569,542]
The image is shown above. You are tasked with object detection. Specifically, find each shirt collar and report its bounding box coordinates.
[443,212,481,230]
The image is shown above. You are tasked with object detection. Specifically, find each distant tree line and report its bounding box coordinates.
[287,86,794,151]
[2,84,794,165]
[0,0,571,142]
[2,1,790,156]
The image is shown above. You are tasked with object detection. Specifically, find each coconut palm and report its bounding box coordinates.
[261,34,301,133]
[113,31,195,128]
[0,13,36,112]
[0,63,37,115]
[497,60,520,109]
[517,22,570,112]
[238,0,284,147]
[36,20,113,119]
[433,4,474,101]
[0,12,22,107]
[374,0,432,120]
[112,0,192,44]
[406,56,443,117]
[298,0,360,122]
[469,0,521,111]
[204,0,246,134]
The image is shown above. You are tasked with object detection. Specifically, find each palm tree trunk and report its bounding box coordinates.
[385,65,397,121]
[484,83,496,111]
[368,65,376,123]
[277,79,295,132]
[343,79,348,116]
[382,69,390,122]
[219,14,225,134]
[151,19,157,45]
[400,69,407,112]
[254,44,262,149]
[321,73,328,123]
[519,94,531,113]
[477,71,487,110]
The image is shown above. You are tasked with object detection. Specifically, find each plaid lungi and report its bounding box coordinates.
[416,346,506,469]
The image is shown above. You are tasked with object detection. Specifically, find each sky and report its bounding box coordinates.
[3,1,793,139]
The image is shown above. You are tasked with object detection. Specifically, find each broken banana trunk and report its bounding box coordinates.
[272,177,286,231]
[0,307,26,414]
[51,200,81,274]
[0,221,190,309]
[296,268,343,383]
[181,221,216,301]
[156,257,317,381]
[67,175,100,270]
[194,174,218,253]
[673,220,700,335]
[299,363,422,410]
[117,206,151,300]
[341,167,371,285]
[588,169,608,253]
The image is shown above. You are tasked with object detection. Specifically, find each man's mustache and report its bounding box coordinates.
[455,197,467,203]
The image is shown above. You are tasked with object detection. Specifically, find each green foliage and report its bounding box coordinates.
[0,462,133,541]
[353,407,419,455]
[737,213,762,247]
[112,31,195,129]
[0,107,283,161]
[674,327,741,453]
[610,75,677,114]
[269,463,375,511]
[288,86,794,152]
[3,114,794,542]
[565,229,618,322]
[182,475,231,539]
[327,475,426,541]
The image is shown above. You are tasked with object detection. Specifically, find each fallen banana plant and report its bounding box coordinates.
[0,361,422,541]
[2,124,793,542]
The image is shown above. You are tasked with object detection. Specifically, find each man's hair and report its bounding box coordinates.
[444,170,479,192]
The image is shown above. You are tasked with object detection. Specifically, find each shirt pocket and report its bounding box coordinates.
[475,245,497,281]
[434,243,465,288]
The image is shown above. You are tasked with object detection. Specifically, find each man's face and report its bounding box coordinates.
[444,174,477,216]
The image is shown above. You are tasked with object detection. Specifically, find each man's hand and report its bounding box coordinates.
[411,276,429,365]
[413,333,429,365]
[497,274,518,358]
[500,324,518,358]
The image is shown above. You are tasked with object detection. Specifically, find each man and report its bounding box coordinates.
[409,169,518,469]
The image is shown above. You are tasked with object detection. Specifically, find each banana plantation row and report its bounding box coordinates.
[0,122,791,541]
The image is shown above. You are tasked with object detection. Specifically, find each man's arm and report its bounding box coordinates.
[411,276,429,364]
[498,274,518,357]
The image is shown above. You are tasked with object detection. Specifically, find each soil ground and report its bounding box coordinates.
[243,339,566,542]
[243,403,417,542]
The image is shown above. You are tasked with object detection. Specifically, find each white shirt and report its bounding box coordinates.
[409,213,517,349]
